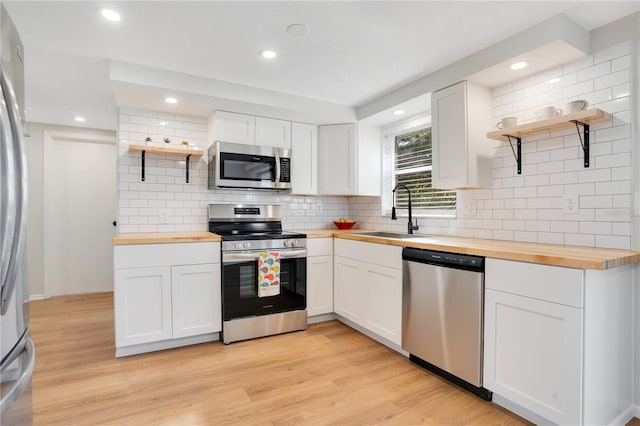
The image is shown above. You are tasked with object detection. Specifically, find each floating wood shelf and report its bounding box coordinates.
[486,108,611,175]
[128,144,204,183]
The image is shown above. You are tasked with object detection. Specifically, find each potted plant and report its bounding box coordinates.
[181,141,189,150]
[144,136,152,146]
[163,137,170,144]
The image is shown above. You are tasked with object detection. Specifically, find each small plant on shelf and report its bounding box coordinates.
[144,137,152,145]
[181,141,189,147]
[163,137,170,144]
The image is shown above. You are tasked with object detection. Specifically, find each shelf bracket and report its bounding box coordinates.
[185,154,192,183]
[570,120,590,168]
[141,150,146,182]
[505,135,522,174]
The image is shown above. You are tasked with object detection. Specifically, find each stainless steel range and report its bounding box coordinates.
[208,204,307,344]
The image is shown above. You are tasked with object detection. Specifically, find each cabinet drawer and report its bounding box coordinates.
[334,239,401,270]
[307,238,333,256]
[114,242,220,269]
[486,258,583,308]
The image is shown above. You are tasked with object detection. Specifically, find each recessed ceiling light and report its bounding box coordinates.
[287,23,309,37]
[165,97,178,104]
[548,77,561,84]
[260,50,277,60]
[100,9,121,22]
[74,116,86,122]
[160,121,168,126]
[393,110,405,115]
[510,61,528,70]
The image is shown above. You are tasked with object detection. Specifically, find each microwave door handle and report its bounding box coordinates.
[274,152,281,184]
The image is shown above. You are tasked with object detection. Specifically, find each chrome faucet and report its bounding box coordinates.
[391,184,419,234]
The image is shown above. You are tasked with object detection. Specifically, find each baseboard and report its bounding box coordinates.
[634,404,640,420]
[491,394,554,425]
[115,332,220,357]
[334,314,408,356]
[611,405,636,425]
[307,313,336,324]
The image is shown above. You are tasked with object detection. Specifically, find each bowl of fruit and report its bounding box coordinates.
[333,218,357,230]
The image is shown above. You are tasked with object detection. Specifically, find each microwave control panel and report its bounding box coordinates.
[279,158,291,182]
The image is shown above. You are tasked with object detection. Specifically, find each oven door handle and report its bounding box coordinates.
[223,249,307,264]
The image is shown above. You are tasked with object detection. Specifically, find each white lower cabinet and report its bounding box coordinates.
[114,266,173,346]
[484,288,582,425]
[333,239,402,346]
[484,258,634,425]
[114,242,221,357]
[307,238,334,317]
[171,264,221,339]
[333,256,363,323]
[362,263,402,344]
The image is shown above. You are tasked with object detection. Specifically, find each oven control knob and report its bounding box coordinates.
[288,239,298,247]
[243,242,252,249]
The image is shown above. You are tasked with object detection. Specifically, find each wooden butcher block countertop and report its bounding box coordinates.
[333,232,640,270]
[113,229,640,270]
[112,232,221,245]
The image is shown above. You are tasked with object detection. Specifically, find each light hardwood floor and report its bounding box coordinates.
[24,293,622,425]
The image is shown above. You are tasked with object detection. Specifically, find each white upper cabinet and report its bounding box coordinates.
[255,117,291,149]
[431,80,493,189]
[318,123,381,196]
[211,111,292,148]
[212,111,256,145]
[291,122,318,195]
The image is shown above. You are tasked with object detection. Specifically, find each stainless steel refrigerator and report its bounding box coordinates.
[0,4,35,425]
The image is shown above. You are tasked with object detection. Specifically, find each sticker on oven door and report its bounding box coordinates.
[258,251,280,298]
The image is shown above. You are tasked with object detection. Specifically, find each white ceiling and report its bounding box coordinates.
[4,1,640,130]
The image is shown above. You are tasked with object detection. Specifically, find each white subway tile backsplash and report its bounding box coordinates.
[563,55,594,74]
[612,55,631,72]
[595,181,630,195]
[549,172,578,185]
[595,209,630,222]
[538,232,564,245]
[565,233,595,247]
[594,152,630,169]
[594,41,630,63]
[583,88,612,105]
[595,235,630,249]
[581,195,612,208]
[613,194,631,208]
[563,80,594,98]
[578,168,612,183]
[595,124,631,143]
[577,61,611,82]
[613,222,631,235]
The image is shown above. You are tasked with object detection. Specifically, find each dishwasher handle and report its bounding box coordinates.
[402,247,484,272]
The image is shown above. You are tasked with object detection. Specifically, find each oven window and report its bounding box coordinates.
[222,256,306,320]
[239,264,257,299]
[220,153,275,182]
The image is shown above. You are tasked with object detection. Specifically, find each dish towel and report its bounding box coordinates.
[258,251,280,298]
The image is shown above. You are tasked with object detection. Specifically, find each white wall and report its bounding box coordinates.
[24,123,116,298]
[116,108,349,233]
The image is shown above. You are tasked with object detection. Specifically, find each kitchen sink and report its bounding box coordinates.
[354,231,424,239]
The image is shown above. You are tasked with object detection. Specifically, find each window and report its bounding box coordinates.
[383,123,456,218]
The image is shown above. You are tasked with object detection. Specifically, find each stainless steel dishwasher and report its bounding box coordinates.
[402,247,491,400]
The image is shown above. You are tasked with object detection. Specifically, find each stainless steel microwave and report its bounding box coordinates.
[208,141,292,190]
